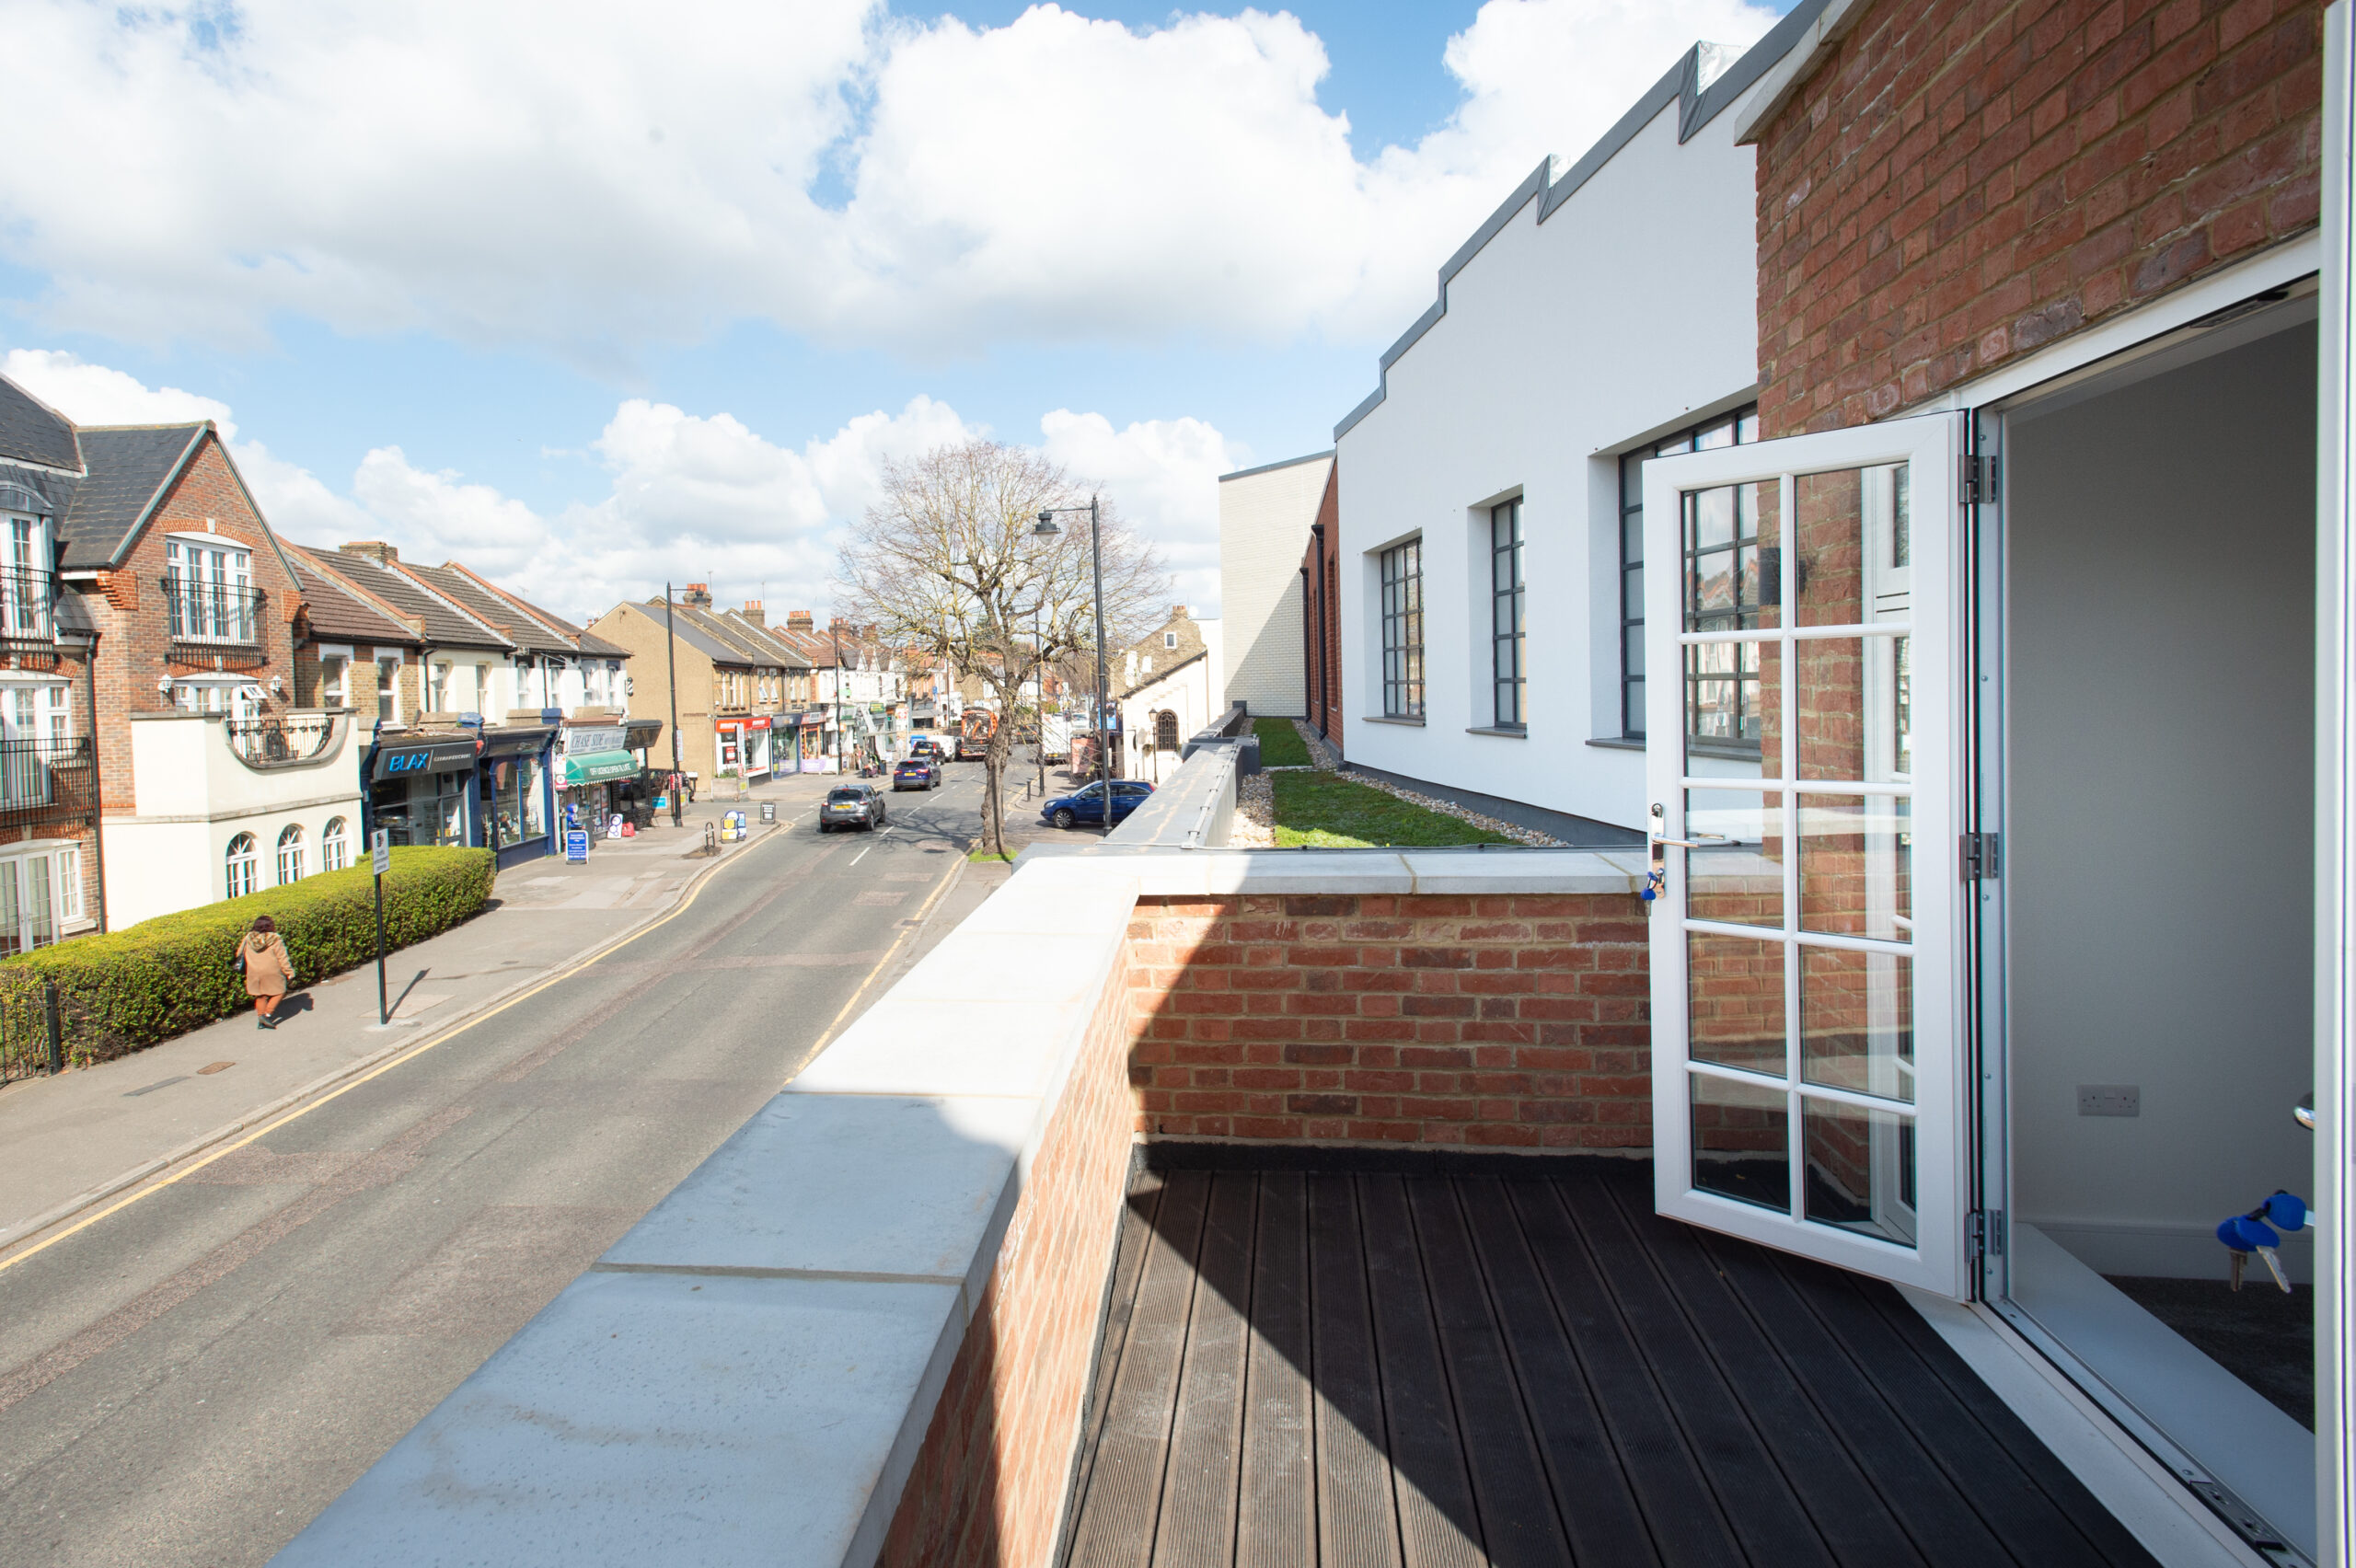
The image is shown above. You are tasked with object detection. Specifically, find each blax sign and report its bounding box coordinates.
[369,738,480,783]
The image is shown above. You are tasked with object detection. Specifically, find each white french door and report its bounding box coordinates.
[1644,412,1966,1297]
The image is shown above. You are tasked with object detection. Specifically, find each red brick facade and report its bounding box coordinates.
[879,946,1140,1568]
[81,433,306,816]
[1301,467,1344,746]
[1756,0,2324,435]
[1124,893,1652,1151]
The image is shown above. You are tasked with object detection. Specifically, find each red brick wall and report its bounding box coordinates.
[1756,0,2324,435]
[83,435,305,814]
[1125,893,1652,1150]
[879,945,1139,1568]
[1301,467,1344,745]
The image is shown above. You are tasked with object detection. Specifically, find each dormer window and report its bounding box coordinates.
[0,513,52,640]
[165,536,256,643]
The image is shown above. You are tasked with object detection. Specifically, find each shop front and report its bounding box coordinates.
[558,720,639,839]
[477,722,555,870]
[367,733,481,847]
[715,716,772,782]
[621,718,665,822]
[798,711,831,773]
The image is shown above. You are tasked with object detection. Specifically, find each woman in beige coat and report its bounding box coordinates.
[239,916,295,1030]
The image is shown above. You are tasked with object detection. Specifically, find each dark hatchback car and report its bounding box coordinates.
[892,757,941,791]
[1040,778,1152,830]
[817,783,887,832]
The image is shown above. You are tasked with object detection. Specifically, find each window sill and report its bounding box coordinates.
[1464,725,1527,739]
[1586,735,1645,752]
[1583,735,1761,763]
[1359,714,1426,728]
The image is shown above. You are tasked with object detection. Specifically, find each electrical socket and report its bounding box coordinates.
[2077,1084,2141,1117]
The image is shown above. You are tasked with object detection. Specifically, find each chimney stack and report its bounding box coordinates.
[787,609,814,631]
[1171,605,1188,620]
[684,582,713,607]
[740,601,765,627]
[341,541,399,564]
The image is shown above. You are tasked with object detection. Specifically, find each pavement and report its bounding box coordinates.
[0,769,876,1252]
[0,759,996,1568]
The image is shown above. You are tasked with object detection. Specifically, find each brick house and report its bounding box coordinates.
[1111,605,1223,780]
[589,589,766,784]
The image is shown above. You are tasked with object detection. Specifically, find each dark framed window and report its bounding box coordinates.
[1380,539,1424,719]
[1490,499,1524,728]
[1616,405,1758,738]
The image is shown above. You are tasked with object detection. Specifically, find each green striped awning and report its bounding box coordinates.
[562,749,640,785]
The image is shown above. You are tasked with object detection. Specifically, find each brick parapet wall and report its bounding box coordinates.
[1756,0,2324,435]
[1125,893,1653,1150]
[879,945,1140,1568]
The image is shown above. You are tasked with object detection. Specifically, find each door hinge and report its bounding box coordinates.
[1958,454,1998,506]
[1959,830,2001,882]
[1966,1209,2006,1260]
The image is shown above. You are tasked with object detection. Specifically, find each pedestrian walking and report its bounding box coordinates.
[237,916,295,1030]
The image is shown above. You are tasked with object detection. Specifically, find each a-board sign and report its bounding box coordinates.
[565,830,591,863]
[371,829,391,877]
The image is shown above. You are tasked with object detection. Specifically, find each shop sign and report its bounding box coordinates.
[564,830,591,863]
[370,737,479,782]
[562,749,640,785]
[561,724,627,755]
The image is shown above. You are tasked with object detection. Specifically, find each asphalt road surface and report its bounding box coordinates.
[0,764,991,1568]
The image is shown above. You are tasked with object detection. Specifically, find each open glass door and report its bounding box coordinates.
[1644,413,1964,1297]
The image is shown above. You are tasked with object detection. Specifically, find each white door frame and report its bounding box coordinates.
[1644,412,1967,1298]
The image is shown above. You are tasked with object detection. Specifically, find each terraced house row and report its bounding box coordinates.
[0,375,653,935]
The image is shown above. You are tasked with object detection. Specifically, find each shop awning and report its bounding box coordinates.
[563,749,640,785]
[479,724,557,758]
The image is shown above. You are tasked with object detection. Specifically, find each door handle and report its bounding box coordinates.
[2295,1092,2316,1132]
[1651,835,1728,849]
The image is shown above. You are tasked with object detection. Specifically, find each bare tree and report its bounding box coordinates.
[837,440,1170,857]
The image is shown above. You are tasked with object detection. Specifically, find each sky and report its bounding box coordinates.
[0,0,1787,626]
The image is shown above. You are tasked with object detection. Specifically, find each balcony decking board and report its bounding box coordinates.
[1060,1158,2160,1568]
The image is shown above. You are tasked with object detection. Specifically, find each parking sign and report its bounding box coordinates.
[371,829,391,877]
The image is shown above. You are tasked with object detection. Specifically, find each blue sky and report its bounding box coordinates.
[0,0,1785,620]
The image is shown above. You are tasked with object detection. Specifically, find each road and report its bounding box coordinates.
[0,765,990,1568]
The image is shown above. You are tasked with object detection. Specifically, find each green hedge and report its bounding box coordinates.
[0,847,495,1069]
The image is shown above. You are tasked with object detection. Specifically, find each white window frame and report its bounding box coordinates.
[322,816,350,871]
[316,644,354,709]
[164,536,256,644]
[225,832,259,900]
[276,823,306,886]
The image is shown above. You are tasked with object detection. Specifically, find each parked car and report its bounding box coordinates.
[817,783,887,832]
[1040,778,1153,830]
[908,737,950,767]
[892,757,941,791]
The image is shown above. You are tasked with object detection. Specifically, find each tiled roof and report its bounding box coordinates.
[290,555,419,646]
[635,599,750,666]
[714,610,814,670]
[0,375,80,474]
[302,547,512,650]
[403,562,576,655]
[436,563,633,660]
[57,425,207,571]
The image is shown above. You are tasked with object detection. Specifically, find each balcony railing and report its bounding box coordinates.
[227,714,337,767]
[162,578,264,645]
[0,567,54,644]
[0,735,93,827]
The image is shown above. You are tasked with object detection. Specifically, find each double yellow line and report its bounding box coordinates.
[0,820,800,1277]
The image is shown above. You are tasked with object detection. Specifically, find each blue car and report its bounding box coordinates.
[1041,778,1153,829]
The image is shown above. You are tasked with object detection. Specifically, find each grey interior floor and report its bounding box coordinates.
[2108,1274,2313,1429]
[1060,1152,2160,1568]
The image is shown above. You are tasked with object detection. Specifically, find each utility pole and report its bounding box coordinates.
[664,585,682,827]
[831,619,847,775]
[1089,494,1108,831]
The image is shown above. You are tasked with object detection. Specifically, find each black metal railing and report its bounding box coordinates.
[0,567,54,643]
[162,577,265,644]
[0,735,92,827]
[0,974,66,1085]
[227,714,337,766]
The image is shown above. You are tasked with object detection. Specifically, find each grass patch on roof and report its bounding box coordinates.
[1253,717,1311,768]
[1269,772,1515,848]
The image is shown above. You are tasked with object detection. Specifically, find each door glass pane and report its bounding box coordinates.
[1802,1097,1917,1246]
[1800,945,1913,1102]
[1797,635,1911,783]
[1692,1073,1789,1213]
[1685,790,1784,928]
[1799,795,1912,942]
[1687,930,1785,1075]
[1796,463,1909,627]
[1684,639,1775,773]
[1682,481,1776,633]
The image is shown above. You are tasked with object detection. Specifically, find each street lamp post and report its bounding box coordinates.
[664,584,683,828]
[1034,494,1107,833]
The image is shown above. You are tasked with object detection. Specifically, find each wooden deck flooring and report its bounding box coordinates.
[1058,1154,2160,1568]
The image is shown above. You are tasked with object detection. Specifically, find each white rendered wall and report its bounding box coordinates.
[1219,456,1328,718]
[1332,98,1760,832]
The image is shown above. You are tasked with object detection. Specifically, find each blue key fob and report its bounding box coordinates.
[2219,1215,2280,1251]
[2263,1192,2310,1231]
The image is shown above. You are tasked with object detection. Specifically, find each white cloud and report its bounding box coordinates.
[5,349,1238,623]
[0,0,1776,358]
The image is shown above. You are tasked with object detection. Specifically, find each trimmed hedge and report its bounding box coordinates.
[0,846,496,1069]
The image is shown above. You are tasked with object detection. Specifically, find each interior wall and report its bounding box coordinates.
[2007,320,2317,1278]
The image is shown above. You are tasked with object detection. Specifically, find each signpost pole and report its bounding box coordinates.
[371,828,390,1027]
